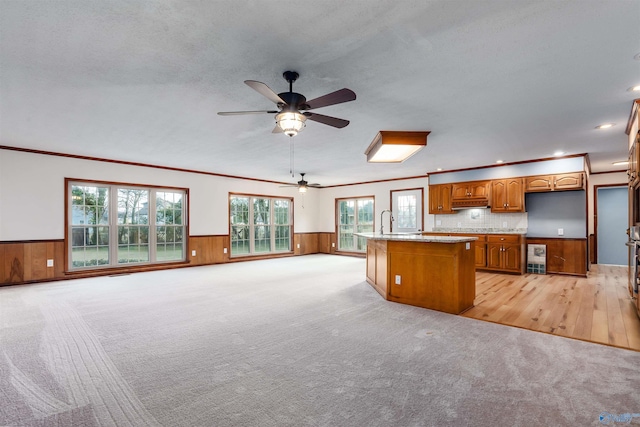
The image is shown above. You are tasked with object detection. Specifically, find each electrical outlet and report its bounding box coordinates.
[223,248,227,254]
[502,222,508,228]
[297,243,300,248]
[46,259,54,267]
[466,242,470,250]
[332,242,335,247]
[436,220,442,226]
[558,228,564,236]
[191,250,196,256]
[457,222,462,228]
[395,275,401,285]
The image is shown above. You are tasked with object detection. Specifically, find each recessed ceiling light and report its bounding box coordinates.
[553,151,565,157]
[612,160,629,166]
[628,85,640,92]
[496,160,503,164]
[595,123,615,129]
[436,168,442,171]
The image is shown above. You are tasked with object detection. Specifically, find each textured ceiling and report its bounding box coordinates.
[1,0,639,186]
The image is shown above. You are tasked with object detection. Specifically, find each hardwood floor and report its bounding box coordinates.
[462,265,640,351]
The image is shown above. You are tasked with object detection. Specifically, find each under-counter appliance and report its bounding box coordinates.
[626,226,640,300]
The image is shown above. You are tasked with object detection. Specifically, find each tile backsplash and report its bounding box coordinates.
[433,209,527,232]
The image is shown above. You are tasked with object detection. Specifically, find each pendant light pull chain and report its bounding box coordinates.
[289,139,295,177]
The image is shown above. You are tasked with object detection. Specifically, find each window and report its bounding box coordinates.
[68,181,186,270]
[337,197,374,252]
[391,188,423,233]
[230,195,292,256]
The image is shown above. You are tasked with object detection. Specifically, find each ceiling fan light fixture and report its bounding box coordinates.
[298,185,308,193]
[365,131,430,163]
[276,111,307,137]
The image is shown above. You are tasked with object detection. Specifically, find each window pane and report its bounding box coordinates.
[397,195,417,228]
[156,191,183,225]
[118,189,149,225]
[275,225,290,251]
[254,225,271,253]
[231,225,249,255]
[253,198,270,225]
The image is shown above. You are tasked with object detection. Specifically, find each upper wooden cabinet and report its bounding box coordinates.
[452,180,491,201]
[491,178,524,212]
[428,184,456,214]
[524,172,584,192]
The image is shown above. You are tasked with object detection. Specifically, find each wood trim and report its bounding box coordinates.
[0,145,295,186]
[626,99,639,135]
[427,153,588,176]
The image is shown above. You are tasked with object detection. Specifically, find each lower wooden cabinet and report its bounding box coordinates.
[485,234,525,274]
[423,233,523,274]
[526,238,587,276]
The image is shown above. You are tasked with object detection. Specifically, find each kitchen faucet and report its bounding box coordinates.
[379,210,394,235]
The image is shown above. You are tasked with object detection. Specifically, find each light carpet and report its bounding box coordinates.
[1,254,639,426]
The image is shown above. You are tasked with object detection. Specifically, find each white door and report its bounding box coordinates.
[391,189,423,233]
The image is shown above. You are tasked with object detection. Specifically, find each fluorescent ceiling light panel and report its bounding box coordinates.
[365,131,430,163]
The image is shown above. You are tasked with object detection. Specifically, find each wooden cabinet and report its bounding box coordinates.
[526,238,587,276]
[451,180,491,207]
[629,132,640,188]
[428,184,456,214]
[525,172,584,192]
[472,235,487,268]
[485,234,525,274]
[491,178,524,212]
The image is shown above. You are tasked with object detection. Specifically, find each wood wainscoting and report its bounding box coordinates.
[189,235,230,265]
[294,232,337,255]
[0,240,65,284]
[2,232,338,286]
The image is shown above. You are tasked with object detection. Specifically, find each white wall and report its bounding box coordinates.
[1,148,628,242]
[317,177,430,233]
[0,149,318,240]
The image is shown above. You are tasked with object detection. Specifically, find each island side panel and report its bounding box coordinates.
[386,241,475,314]
[366,239,388,298]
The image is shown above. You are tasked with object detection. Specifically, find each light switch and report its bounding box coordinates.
[558,228,564,236]
[466,242,470,250]
[297,243,300,248]
[46,259,54,267]
[223,248,227,254]
[457,222,462,228]
[395,275,401,285]
[191,250,196,256]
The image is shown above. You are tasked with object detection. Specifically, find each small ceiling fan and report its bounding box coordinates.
[280,173,321,193]
[218,71,356,137]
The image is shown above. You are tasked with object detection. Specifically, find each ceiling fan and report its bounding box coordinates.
[217,71,356,137]
[280,173,321,193]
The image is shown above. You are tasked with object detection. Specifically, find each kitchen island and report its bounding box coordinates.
[357,233,477,314]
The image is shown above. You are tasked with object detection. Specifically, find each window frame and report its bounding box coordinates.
[335,196,375,253]
[229,193,293,257]
[65,179,189,272]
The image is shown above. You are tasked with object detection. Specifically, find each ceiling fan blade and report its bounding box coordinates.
[304,112,350,129]
[304,88,356,110]
[218,110,278,116]
[245,80,287,105]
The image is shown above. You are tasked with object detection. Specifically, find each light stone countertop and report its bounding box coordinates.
[430,228,527,235]
[356,232,478,243]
